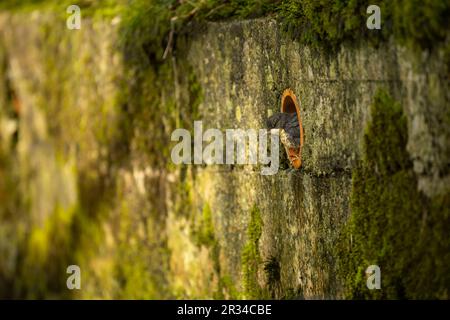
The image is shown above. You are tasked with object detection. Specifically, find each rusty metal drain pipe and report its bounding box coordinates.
[281,89,304,169]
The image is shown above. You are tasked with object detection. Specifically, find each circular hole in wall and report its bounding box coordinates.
[281,89,304,169]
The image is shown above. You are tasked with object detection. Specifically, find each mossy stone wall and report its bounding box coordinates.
[0,13,448,299]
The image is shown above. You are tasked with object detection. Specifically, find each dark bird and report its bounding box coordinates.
[266,112,301,146]
[266,112,301,167]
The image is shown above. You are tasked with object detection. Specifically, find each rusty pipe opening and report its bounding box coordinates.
[281,89,304,169]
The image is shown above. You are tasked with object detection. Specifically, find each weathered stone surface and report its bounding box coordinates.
[0,14,447,299]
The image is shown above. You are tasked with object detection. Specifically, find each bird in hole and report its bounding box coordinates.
[266,112,301,167]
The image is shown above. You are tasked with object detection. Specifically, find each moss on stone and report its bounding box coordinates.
[193,203,216,248]
[117,0,449,70]
[2,0,448,56]
[117,7,204,169]
[215,274,241,299]
[241,205,268,299]
[0,0,125,18]
[279,0,449,52]
[196,204,220,269]
[13,204,81,298]
[191,203,242,299]
[338,89,450,299]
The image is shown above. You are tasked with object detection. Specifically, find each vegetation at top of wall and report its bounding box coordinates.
[279,0,449,51]
[337,89,450,299]
[4,0,446,67]
[118,0,449,69]
[1,0,448,75]
[0,0,125,17]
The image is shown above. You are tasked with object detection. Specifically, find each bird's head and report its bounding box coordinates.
[266,113,282,129]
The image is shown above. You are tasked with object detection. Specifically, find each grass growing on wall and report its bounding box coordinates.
[3,1,447,57]
[117,0,449,64]
[279,0,449,51]
[338,90,450,299]
[0,0,125,15]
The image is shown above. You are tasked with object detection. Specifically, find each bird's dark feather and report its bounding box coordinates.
[267,112,300,145]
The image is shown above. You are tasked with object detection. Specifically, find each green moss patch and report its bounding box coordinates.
[338,89,450,299]
[116,0,449,63]
[4,1,446,58]
[192,203,241,299]
[241,205,269,299]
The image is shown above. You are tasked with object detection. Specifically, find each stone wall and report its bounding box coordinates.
[0,13,448,299]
